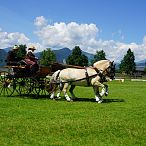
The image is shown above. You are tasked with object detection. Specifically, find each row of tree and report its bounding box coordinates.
[15,45,136,75]
[39,46,107,67]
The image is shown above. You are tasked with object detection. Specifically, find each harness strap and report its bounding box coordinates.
[85,68,90,86]
[50,73,98,85]
[51,67,106,85]
[93,67,102,75]
[93,67,107,83]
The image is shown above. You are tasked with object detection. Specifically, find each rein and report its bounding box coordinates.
[52,73,99,85]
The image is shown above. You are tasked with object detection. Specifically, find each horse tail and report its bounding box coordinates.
[52,70,61,81]
[49,70,61,92]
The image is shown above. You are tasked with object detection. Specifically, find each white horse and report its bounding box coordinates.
[48,60,115,103]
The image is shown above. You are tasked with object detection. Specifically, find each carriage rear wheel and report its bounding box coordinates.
[0,71,15,97]
[14,78,32,96]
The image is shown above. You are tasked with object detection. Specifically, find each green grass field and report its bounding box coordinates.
[0,80,146,146]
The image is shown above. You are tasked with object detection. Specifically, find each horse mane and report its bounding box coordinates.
[93,60,110,71]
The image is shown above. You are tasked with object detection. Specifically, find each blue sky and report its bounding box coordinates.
[0,0,146,62]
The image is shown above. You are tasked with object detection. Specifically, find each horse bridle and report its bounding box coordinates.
[104,62,115,80]
[93,62,115,80]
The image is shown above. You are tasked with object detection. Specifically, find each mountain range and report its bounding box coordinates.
[0,47,94,66]
[53,48,94,63]
[0,47,146,67]
[35,48,94,64]
[0,49,8,66]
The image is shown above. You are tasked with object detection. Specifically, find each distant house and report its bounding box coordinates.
[134,66,146,77]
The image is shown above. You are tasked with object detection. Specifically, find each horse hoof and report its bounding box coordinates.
[98,99,103,103]
[67,99,73,102]
[105,92,108,96]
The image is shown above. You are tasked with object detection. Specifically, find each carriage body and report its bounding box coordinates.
[0,63,65,97]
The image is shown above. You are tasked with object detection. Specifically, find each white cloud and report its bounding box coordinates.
[27,42,44,52]
[143,36,146,44]
[0,29,29,49]
[35,21,99,49]
[34,17,146,62]
[34,16,47,27]
[1,16,146,63]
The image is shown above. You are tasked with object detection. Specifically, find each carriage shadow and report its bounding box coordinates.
[73,97,125,103]
[15,94,50,99]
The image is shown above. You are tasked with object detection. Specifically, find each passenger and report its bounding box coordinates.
[6,45,20,66]
[24,45,39,75]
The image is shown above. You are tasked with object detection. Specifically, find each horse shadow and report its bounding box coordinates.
[102,98,125,103]
[14,94,125,103]
[73,97,125,103]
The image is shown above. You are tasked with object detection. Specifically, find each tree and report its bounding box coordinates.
[144,67,146,73]
[119,48,136,75]
[92,50,106,64]
[40,48,56,66]
[17,44,27,59]
[66,46,88,66]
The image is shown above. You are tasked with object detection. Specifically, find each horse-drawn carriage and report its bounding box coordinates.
[0,60,115,103]
[0,63,65,98]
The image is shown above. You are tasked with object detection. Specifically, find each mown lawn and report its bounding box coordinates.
[0,80,146,146]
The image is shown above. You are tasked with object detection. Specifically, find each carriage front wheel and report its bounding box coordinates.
[0,71,16,97]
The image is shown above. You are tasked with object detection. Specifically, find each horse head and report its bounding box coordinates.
[93,60,115,80]
[106,61,115,80]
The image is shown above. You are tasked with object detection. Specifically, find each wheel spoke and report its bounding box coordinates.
[0,71,15,97]
[35,78,50,97]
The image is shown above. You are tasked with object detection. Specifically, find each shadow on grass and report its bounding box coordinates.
[73,97,125,103]
[103,98,125,103]
[13,94,125,103]
[14,94,50,99]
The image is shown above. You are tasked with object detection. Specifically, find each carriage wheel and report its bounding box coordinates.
[14,78,32,96]
[31,78,50,98]
[36,78,50,97]
[0,71,15,97]
[27,78,40,98]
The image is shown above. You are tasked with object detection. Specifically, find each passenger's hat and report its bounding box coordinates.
[28,45,36,50]
[13,45,19,50]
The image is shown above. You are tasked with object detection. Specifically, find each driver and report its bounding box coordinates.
[6,45,20,66]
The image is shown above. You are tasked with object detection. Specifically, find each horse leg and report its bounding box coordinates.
[62,83,72,101]
[49,82,62,100]
[100,86,106,97]
[92,79,107,103]
[69,85,76,99]
[99,83,108,97]
[48,79,57,99]
[56,85,62,99]
[104,84,108,96]
[56,91,61,99]
[50,87,62,100]
[50,91,55,99]
[49,85,58,99]
[93,86,103,103]
[56,82,64,99]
